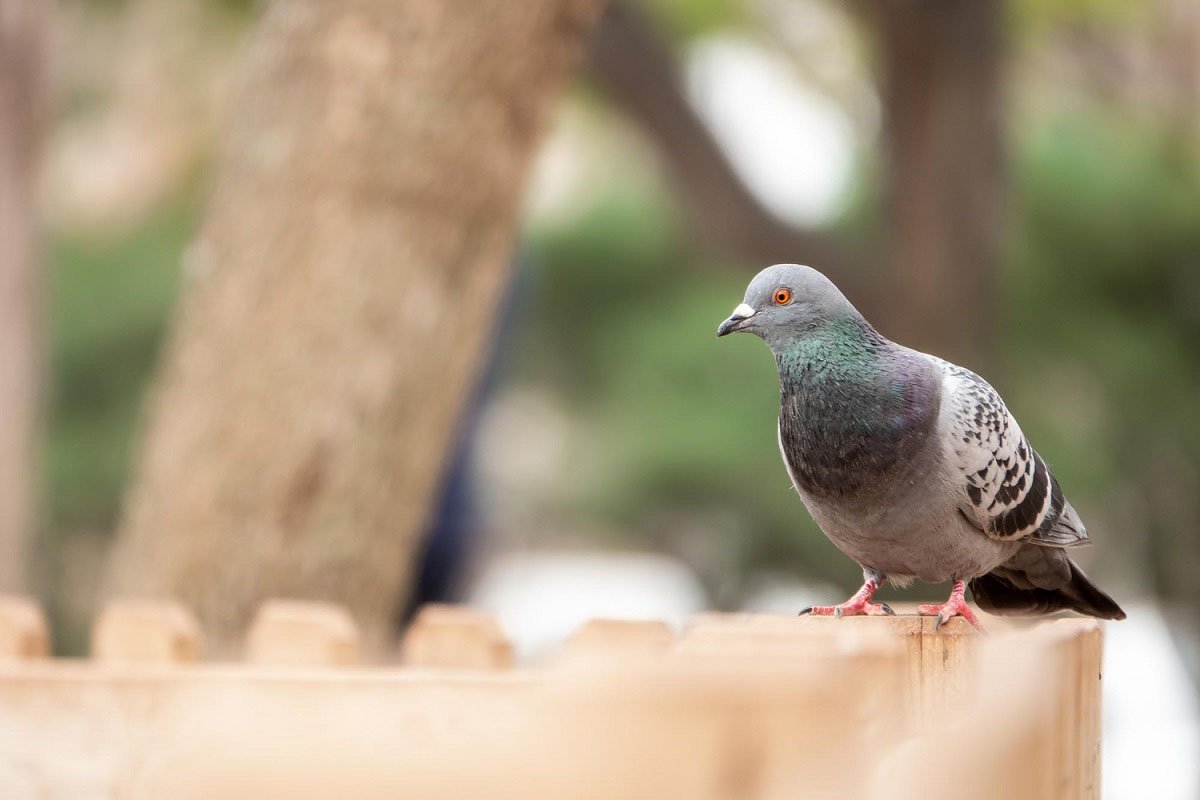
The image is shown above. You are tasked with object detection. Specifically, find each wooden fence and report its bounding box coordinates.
[0,597,1105,799]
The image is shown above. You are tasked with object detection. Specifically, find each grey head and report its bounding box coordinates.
[716,264,866,352]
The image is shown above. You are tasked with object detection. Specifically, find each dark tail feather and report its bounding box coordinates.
[970,559,1126,621]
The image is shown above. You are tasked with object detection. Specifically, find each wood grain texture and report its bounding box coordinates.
[0,607,1106,799]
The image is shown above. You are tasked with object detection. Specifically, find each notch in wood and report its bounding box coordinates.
[92,600,201,664]
[0,595,49,660]
[247,600,361,667]
[402,604,512,670]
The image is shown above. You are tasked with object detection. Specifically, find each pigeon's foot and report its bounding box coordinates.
[917,579,985,632]
[799,578,894,618]
[799,600,894,618]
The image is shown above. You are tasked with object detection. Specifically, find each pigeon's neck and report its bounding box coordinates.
[773,316,890,382]
[775,318,940,499]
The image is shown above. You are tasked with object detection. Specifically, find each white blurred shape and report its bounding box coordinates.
[757,0,879,135]
[1104,603,1199,800]
[475,387,571,500]
[524,103,664,228]
[740,575,844,613]
[467,551,706,662]
[686,35,854,226]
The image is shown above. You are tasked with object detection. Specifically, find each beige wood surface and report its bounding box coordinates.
[401,604,513,670]
[246,600,361,667]
[556,618,676,666]
[0,595,47,660]
[91,601,201,665]
[0,601,1106,799]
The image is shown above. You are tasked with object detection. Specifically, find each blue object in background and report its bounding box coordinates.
[400,255,530,624]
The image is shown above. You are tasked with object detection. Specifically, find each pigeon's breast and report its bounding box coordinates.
[777,362,941,501]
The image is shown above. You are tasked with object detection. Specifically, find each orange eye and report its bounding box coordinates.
[773,287,793,305]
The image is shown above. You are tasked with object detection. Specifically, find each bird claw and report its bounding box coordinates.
[799,600,893,618]
[918,593,985,632]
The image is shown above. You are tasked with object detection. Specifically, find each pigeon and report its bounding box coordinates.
[717,264,1125,629]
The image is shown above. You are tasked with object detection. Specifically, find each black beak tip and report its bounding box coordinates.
[716,318,743,338]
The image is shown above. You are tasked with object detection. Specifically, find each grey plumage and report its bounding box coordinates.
[718,264,1125,621]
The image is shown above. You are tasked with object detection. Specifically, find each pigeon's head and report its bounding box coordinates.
[716,264,859,348]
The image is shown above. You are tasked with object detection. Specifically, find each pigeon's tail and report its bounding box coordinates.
[969,549,1126,621]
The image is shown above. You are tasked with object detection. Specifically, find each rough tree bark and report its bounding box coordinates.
[869,0,1006,366]
[105,0,606,651]
[0,0,47,592]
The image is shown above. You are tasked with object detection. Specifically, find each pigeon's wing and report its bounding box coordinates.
[938,362,1088,548]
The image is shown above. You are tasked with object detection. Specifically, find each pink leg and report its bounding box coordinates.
[917,579,985,632]
[799,578,894,618]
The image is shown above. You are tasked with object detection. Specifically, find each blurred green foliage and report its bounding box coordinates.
[1010,0,1151,38]
[644,0,747,40]
[1006,115,1200,595]
[43,193,196,543]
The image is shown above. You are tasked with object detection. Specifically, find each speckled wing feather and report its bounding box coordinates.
[939,362,1088,548]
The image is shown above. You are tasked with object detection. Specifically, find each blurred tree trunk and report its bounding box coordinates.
[870,0,1006,366]
[106,0,605,652]
[0,0,46,592]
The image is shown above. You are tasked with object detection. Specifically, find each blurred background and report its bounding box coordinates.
[1,0,1198,795]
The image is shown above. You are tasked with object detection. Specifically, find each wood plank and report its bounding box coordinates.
[0,610,1105,799]
[401,604,512,670]
[556,618,674,666]
[0,663,535,799]
[873,616,1105,800]
[91,601,200,665]
[246,600,360,667]
[0,595,47,660]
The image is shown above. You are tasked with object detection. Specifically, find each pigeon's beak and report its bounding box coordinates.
[716,303,757,337]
